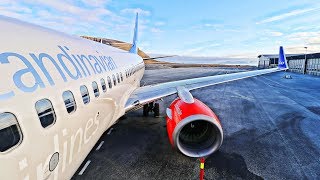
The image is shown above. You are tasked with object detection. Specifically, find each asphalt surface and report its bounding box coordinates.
[72,67,320,180]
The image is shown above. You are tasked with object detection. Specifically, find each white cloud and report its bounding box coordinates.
[121,8,151,16]
[0,0,133,39]
[281,31,320,54]
[285,46,319,54]
[0,2,32,15]
[191,23,223,31]
[308,37,320,45]
[30,1,84,15]
[139,41,151,50]
[81,0,111,7]
[204,23,220,28]
[224,52,259,59]
[286,31,320,41]
[269,31,283,37]
[0,1,35,21]
[25,0,122,24]
[150,28,163,33]
[185,43,220,54]
[257,7,318,24]
[155,21,165,26]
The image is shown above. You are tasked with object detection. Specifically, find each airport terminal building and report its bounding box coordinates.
[258,53,320,76]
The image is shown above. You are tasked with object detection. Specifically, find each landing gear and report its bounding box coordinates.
[154,103,160,117]
[143,102,160,117]
[143,103,149,116]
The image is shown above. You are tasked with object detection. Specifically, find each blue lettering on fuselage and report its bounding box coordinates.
[0,46,118,100]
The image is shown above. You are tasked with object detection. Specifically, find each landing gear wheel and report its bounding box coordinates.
[148,102,154,112]
[143,104,149,116]
[154,103,160,117]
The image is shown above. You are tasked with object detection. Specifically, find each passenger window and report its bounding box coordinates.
[92,81,100,97]
[35,99,56,128]
[0,113,22,152]
[112,74,117,86]
[117,73,120,83]
[101,78,107,92]
[80,85,90,104]
[107,76,112,89]
[120,73,123,81]
[62,91,77,113]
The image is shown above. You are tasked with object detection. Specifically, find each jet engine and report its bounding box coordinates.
[166,96,223,157]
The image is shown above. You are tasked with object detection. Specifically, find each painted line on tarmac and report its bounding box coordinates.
[78,160,91,175]
[96,141,104,151]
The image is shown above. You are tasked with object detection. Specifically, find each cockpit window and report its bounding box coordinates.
[62,91,77,113]
[35,99,56,128]
[92,81,100,97]
[80,85,90,104]
[0,112,22,152]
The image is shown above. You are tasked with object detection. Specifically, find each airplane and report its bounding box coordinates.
[0,13,289,179]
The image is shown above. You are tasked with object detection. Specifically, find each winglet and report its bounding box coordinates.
[278,46,289,70]
[129,13,138,54]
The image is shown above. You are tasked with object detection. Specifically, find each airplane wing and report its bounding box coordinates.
[143,55,176,61]
[125,46,288,112]
[125,67,282,111]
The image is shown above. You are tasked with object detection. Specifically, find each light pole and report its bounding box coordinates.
[304,46,308,59]
[304,46,308,74]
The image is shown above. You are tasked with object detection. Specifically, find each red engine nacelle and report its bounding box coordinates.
[166,98,223,157]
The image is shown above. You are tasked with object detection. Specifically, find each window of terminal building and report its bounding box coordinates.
[80,85,90,104]
[62,91,77,113]
[92,81,100,97]
[35,99,56,128]
[112,74,117,86]
[0,112,22,152]
[107,76,112,89]
[101,78,107,92]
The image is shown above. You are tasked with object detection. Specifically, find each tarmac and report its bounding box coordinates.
[72,66,320,179]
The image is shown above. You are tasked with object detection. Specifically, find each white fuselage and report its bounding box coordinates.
[0,16,144,179]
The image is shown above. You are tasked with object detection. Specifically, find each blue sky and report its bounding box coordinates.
[1,0,320,58]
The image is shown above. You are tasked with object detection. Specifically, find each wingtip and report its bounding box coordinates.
[279,46,284,52]
[278,46,289,70]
